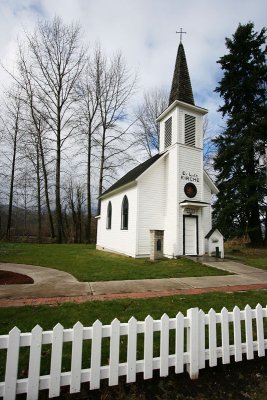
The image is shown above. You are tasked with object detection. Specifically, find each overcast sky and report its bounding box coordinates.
[0,0,266,136]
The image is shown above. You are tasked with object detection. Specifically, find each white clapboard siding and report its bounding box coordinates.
[0,304,267,399]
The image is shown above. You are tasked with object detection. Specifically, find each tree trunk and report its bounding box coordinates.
[55,141,63,243]
[97,130,106,215]
[6,116,19,240]
[36,144,42,242]
[87,125,92,243]
[247,203,263,246]
[55,102,63,243]
[38,134,55,238]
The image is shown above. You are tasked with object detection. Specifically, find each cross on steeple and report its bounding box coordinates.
[176,28,186,43]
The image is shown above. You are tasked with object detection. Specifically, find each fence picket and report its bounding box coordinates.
[127,317,137,383]
[90,320,102,390]
[186,308,199,379]
[221,307,230,364]
[175,312,184,374]
[27,325,42,400]
[233,306,242,362]
[70,322,84,393]
[244,305,254,360]
[198,310,205,369]
[256,304,265,357]
[4,327,21,400]
[144,315,153,379]
[109,318,120,386]
[208,309,217,367]
[49,323,64,398]
[160,314,169,377]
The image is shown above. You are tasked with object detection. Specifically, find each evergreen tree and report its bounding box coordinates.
[213,22,267,246]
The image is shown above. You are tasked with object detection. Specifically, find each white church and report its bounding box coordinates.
[96,42,224,259]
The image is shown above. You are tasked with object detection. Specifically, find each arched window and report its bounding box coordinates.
[121,195,129,230]
[106,201,112,229]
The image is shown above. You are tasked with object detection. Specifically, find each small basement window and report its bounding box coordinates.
[164,117,172,149]
[185,114,196,146]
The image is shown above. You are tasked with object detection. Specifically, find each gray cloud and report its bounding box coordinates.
[0,0,266,128]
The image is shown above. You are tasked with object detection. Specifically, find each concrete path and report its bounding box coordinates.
[1,258,267,306]
[0,263,91,299]
[90,259,267,295]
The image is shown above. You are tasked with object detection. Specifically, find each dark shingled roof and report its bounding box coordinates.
[101,153,163,197]
[169,43,195,106]
[205,227,220,239]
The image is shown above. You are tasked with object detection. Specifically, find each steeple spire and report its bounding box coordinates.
[169,42,195,106]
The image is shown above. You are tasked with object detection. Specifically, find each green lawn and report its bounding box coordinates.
[225,247,267,269]
[0,289,266,333]
[0,243,229,282]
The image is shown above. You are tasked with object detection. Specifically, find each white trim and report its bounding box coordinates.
[203,171,218,194]
[100,181,137,200]
[180,202,209,208]
[156,100,208,122]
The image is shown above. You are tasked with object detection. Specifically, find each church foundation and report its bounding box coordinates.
[150,230,164,261]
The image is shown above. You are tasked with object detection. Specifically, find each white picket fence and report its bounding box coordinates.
[0,304,267,399]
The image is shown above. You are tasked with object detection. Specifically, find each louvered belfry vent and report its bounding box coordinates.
[185,114,196,146]
[164,117,172,148]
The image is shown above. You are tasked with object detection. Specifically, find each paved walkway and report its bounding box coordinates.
[1,258,267,307]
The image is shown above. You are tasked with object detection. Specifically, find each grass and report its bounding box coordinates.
[1,290,267,333]
[0,243,230,282]
[225,247,267,270]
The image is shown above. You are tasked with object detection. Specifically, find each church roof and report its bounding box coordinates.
[205,227,224,239]
[169,43,195,106]
[100,153,163,197]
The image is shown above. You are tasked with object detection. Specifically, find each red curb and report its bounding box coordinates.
[1,283,267,307]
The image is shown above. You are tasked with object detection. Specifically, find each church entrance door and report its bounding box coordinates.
[183,215,198,255]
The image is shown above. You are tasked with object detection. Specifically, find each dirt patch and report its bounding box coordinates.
[0,270,34,285]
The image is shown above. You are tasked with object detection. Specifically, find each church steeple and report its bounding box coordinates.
[169,43,195,106]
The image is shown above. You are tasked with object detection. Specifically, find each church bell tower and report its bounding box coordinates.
[157,39,208,256]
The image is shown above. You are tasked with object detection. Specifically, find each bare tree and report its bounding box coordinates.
[0,86,24,239]
[76,47,102,242]
[63,179,85,243]
[96,52,137,213]
[21,16,86,242]
[16,45,55,239]
[135,88,168,157]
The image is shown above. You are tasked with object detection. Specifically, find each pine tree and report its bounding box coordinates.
[213,22,267,246]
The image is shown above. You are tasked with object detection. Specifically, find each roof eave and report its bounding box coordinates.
[136,152,168,182]
[204,170,219,194]
[156,100,208,122]
[99,181,137,200]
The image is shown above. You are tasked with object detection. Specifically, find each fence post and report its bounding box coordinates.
[186,308,199,379]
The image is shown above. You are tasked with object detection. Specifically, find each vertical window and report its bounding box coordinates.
[185,114,196,146]
[164,117,172,148]
[121,195,129,230]
[106,201,112,229]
